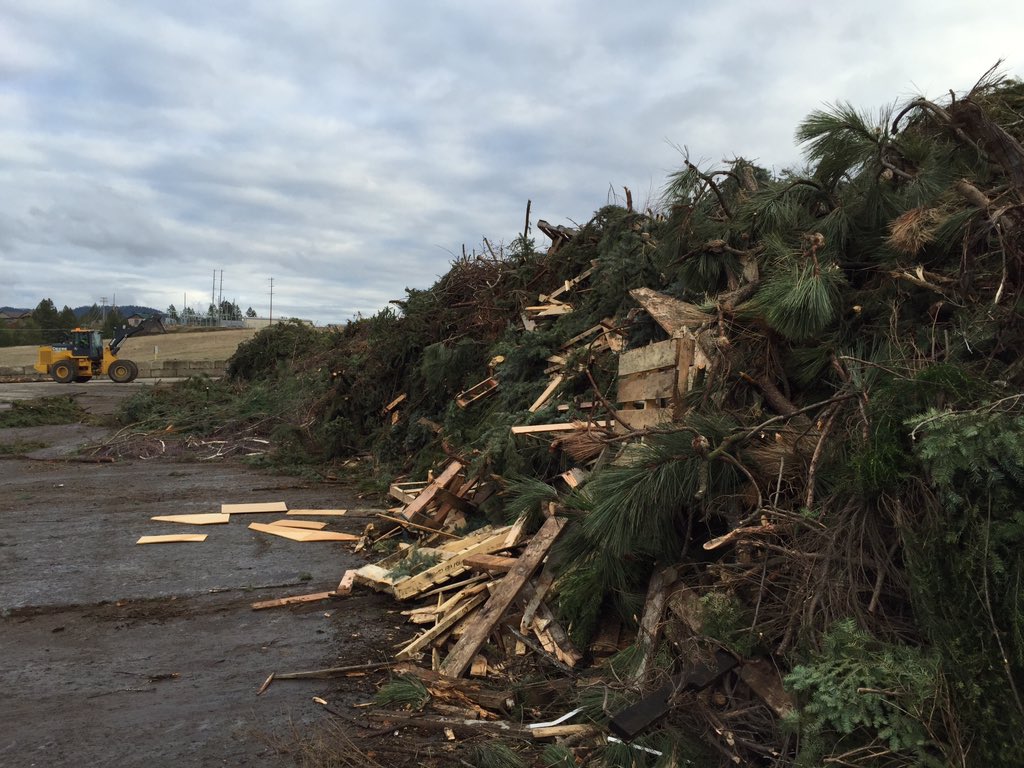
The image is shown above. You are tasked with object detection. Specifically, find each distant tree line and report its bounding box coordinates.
[0,299,141,347]
[164,299,256,324]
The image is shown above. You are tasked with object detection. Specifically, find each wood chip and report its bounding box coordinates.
[221,501,287,514]
[136,534,208,544]
[149,513,230,525]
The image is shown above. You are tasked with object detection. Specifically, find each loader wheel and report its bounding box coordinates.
[50,361,75,384]
[74,376,91,383]
[108,360,133,383]
[125,360,139,382]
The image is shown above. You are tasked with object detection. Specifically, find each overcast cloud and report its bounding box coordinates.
[1,1,1022,323]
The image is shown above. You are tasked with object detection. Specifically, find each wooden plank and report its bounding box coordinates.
[520,568,556,633]
[629,287,709,335]
[400,461,464,522]
[396,592,488,660]
[136,534,207,544]
[510,420,613,435]
[631,565,678,682]
[615,408,673,431]
[221,501,287,514]
[382,393,407,414]
[739,659,795,717]
[389,481,429,505]
[559,323,604,350]
[531,604,582,668]
[251,591,336,610]
[440,516,567,678]
[268,519,328,530]
[392,530,512,600]
[558,468,588,488]
[528,374,564,413]
[248,522,359,542]
[530,724,599,740]
[336,569,357,596]
[616,368,677,403]
[287,509,347,516]
[455,377,499,408]
[617,339,678,377]
[150,513,230,525]
[462,553,517,573]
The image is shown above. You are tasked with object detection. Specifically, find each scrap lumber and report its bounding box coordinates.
[391,529,511,599]
[221,501,287,514]
[396,592,488,660]
[520,567,556,633]
[136,534,208,544]
[455,377,499,408]
[286,509,347,516]
[251,591,336,610]
[389,481,429,505]
[269,519,328,530]
[150,513,230,525]
[739,659,796,717]
[528,374,565,413]
[539,264,596,303]
[530,602,582,668]
[336,569,356,596]
[631,565,679,682]
[510,420,613,435]
[558,467,588,488]
[462,553,518,573]
[399,461,464,522]
[381,393,407,414]
[439,516,567,678]
[629,287,710,336]
[531,724,599,740]
[248,522,359,542]
[395,664,513,712]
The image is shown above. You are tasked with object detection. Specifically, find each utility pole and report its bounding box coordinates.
[268,277,274,325]
[211,270,217,324]
[217,269,224,316]
[100,296,108,325]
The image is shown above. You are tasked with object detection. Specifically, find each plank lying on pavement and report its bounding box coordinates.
[268,519,328,530]
[137,534,208,544]
[248,522,360,542]
[150,513,230,525]
[221,501,288,514]
[251,591,336,610]
[286,509,347,516]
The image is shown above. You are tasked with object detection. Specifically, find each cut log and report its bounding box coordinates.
[439,516,567,678]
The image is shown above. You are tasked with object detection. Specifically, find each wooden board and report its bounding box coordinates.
[336,569,357,595]
[617,339,678,377]
[150,513,230,525]
[137,534,208,544]
[251,591,336,610]
[616,368,678,403]
[510,420,613,435]
[396,592,488,660]
[615,407,673,431]
[629,287,709,335]
[439,516,567,678]
[462,553,518,573]
[221,501,287,514]
[392,530,512,600]
[269,519,328,530]
[528,374,564,413]
[400,461,463,522]
[248,522,359,542]
[286,509,347,516]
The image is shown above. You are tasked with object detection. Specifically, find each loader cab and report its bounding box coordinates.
[70,329,104,360]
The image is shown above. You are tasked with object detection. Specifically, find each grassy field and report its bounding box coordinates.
[0,328,258,368]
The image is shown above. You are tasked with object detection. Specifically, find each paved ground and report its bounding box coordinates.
[0,381,401,767]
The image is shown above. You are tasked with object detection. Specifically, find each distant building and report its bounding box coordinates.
[124,313,148,327]
[0,309,31,322]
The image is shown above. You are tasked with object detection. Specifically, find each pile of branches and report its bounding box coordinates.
[126,68,1024,766]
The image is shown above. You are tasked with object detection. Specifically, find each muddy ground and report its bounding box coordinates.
[0,381,408,767]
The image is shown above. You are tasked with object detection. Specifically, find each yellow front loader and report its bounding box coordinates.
[34,318,165,383]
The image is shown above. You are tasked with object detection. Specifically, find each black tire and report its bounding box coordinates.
[50,360,75,384]
[108,360,133,383]
[125,360,139,382]
[73,376,91,383]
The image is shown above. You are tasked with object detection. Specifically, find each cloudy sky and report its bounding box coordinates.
[2,1,1022,323]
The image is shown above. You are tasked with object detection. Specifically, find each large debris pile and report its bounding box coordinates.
[135,72,1024,765]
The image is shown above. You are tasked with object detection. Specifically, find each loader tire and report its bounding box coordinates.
[125,360,139,382]
[74,376,91,383]
[50,361,75,384]
[108,360,133,383]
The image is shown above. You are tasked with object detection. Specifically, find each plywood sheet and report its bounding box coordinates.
[137,534,208,544]
[221,501,287,514]
[150,513,230,525]
[269,519,328,530]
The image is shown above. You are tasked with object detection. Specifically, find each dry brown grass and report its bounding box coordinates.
[0,328,257,367]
